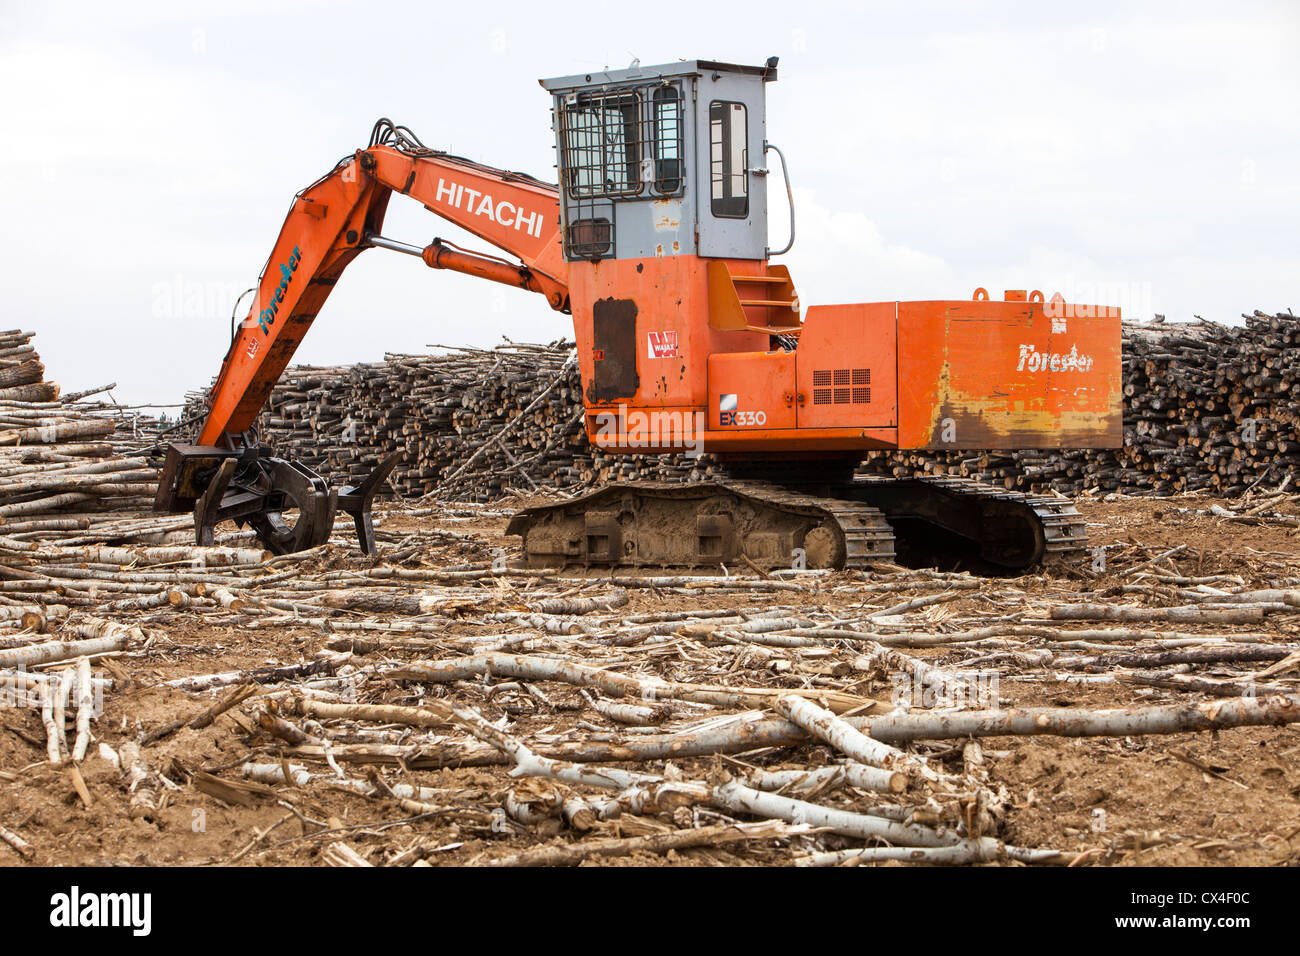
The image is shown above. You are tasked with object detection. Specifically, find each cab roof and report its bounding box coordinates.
[539,58,777,92]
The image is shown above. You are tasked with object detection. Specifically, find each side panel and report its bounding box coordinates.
[895,299,1123,450]
[708,351,797,431]
[618,196,691,260]
[796,304,899,429]
[570,255,768,415]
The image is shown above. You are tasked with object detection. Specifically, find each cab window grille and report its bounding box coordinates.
[560,90,643,198]
[567,217,613,260]
[557,82,684,261]
[652,85,684,195]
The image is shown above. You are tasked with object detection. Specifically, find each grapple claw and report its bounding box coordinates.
[246,459,336,555]
[158,443,401,557]
[336,451,403,556]
[193,457,237,547]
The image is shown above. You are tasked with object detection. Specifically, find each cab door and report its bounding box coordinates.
[696,74,768,260]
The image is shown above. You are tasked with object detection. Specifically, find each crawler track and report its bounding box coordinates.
[508,475,1087,572]
[848,475,1088,569]
[507,480,895,570]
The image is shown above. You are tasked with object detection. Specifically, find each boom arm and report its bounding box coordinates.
[198,121,568,449]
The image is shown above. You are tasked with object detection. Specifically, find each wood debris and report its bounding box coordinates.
[0,319,1297,867]
[0,488,1293,867]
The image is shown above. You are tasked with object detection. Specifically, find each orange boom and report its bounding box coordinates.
[157,60,1121,571]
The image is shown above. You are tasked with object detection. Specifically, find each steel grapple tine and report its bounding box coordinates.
[336,450,403,556]
[194,457,237,547]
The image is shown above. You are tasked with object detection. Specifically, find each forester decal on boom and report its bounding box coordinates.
[1016,343,1095,373]
[257,246,303,335]
[646,331,679,359]
[434,178,545,237]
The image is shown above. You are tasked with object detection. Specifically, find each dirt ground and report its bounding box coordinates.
[1,493,1298,867]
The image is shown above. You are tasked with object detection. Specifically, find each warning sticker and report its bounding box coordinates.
[646,331,679,359]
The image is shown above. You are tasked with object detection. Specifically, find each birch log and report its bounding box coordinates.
[486,820,810,867]
[72,656,94,761]
[0,634,132,670]
[774,694,916,774]
[389,651,875,714]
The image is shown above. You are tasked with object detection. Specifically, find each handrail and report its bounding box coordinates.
[764,141,795,256]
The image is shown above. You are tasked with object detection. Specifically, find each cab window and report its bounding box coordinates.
[652,85,683,194]
[709,101,748,218]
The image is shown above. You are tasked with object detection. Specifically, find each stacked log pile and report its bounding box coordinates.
[0,331,164,544]
[185,343,711,502]
[216,311,1297,501]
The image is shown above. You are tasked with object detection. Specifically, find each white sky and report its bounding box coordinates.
[1,0,1296,407]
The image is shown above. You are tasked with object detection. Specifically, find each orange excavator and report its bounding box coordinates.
[155,57,1122,571]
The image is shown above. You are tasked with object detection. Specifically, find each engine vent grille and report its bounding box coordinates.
[812,368,872,407]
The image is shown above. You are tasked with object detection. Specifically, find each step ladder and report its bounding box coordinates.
[707,260,802,336]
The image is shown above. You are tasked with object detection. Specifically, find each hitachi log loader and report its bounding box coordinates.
[154,57,1122,572]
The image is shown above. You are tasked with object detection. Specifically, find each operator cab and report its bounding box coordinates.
[540,58,780,263]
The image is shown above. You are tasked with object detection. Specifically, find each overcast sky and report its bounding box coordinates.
[1,1,1296,408]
